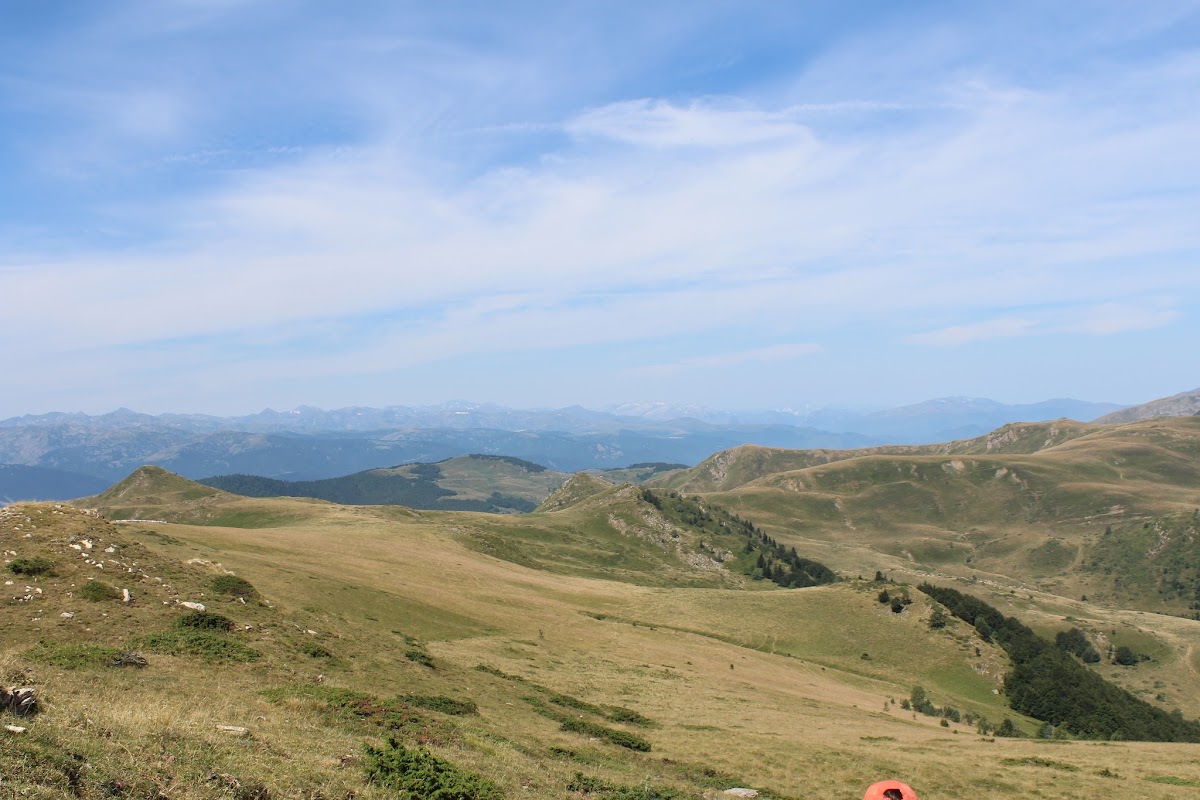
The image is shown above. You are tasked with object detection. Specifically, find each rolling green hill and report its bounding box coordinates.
[646,417,1200,617]
[198,454,569,513]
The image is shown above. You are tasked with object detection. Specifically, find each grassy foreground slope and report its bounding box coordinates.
[0,475,1190,797]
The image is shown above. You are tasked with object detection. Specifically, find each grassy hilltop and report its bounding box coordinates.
[652,417,1200,615]
[2,418,1200,798]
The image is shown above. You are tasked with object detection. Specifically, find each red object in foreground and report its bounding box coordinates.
[863,780,920,800]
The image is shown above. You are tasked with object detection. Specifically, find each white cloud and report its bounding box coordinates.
[568,99,816,148]
[908,301,1181,346]
[2,4,1199,414]
[907,317,1037,347]
[629,343,823,377]
[1061,303,1180,335]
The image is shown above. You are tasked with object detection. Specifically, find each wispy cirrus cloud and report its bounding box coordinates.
[906,318,1037,347]
[908,301,1181,346]
[627,343,823,377]
[0,2,1198,414]
[567,99,816,148]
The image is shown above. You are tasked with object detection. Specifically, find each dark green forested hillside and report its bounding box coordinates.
[919,583,1200,742]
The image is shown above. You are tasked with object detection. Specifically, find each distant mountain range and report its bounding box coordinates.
[0,394,1151,503]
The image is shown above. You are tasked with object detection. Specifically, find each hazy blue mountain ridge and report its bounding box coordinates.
[0,396,1128,502]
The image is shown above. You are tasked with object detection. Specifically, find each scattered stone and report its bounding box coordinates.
[60,611,75,619]
[122,588,131,603]
[723,790,759,798]
[4,724,26,734]
[216,725,250,736]
[180,601,206,611]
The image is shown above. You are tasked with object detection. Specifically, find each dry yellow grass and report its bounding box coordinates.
[6,491,1200,798]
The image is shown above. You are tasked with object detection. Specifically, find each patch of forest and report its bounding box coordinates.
[919,583,1200,742]
[640,489,836,588]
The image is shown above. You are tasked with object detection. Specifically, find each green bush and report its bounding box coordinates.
[80,580,118,602]
[405,649,434,668]
[301,643,332,659]
[559,717,651,752]
[1114,646,1139,666]
[7,557,53,576]
[362,737,503,799]
[547,691,604,716]
[211,575,258,597]
[408,695,479,716]
[605,706,653,726]
[176,610,235,631]
[136,631,260,663]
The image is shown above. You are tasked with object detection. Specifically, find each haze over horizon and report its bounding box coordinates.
[2,2,1198,419]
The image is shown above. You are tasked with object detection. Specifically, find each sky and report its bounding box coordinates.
[1,1,1198,417]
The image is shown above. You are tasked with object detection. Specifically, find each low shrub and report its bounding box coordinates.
[136,631,260,663]
[80,580,118,602]
[7,557,53,576]
[559,717,651,752]
[211,575,257,597]
[362,737,503,799]
[408,695,479,716]
[405,649,434,668]
[176,611,235,631]
[301,643,332,659]
[547,691,604,716]
[605,706,654,726]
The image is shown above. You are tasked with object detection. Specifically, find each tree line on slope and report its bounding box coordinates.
[640,488,836,588]
[918,583,1200,742]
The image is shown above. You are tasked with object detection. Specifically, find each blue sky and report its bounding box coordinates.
[1,1,1198,417]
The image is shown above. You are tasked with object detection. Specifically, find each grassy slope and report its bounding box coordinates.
[647,420,1098,494]
[657,418,1200,614]
[635,418,1200,727]
[4,486,1200,798]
